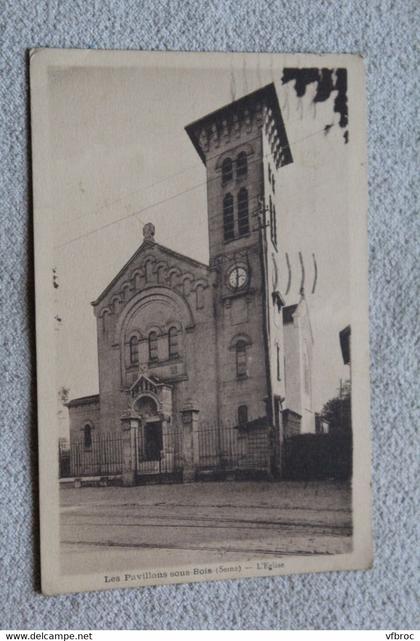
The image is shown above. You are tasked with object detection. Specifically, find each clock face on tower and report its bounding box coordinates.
[227,265,249,291]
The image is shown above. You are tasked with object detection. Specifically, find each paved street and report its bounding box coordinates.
[60,480,352,575]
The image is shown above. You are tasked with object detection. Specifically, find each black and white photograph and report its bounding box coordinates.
[30,49,372,595]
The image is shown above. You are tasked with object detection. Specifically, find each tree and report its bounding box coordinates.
[57,386,70,422]
[58,386,70,405]
[321,380,352,436]
[57,386,71,441]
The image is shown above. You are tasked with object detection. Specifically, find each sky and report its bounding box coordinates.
[48,55,351,437]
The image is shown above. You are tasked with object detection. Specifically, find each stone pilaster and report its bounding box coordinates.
[181,399,200,482]
[160,414,173,474]
[120,413,140,486]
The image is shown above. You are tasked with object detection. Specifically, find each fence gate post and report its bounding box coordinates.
[120,413,140,486]
[181,399,200,482]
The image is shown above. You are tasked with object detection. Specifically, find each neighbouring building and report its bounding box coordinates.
[66,83,316,484]
[339,325,351,365]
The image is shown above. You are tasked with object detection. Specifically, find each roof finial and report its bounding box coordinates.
[143,222,155,242]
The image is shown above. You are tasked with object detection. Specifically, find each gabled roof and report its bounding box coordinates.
[66,394,99,408]
[130,372,161,393]
[91,240,209,307]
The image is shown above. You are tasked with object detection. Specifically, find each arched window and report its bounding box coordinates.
[269,195,274,244]
[129,336,139,365]
[222,157,233,185]
[102,310,109,335]
[183,276,192,296]
[112,298,120,314]
[238,405,248,427]
[169,269,180,289]
[157,265,166,284]
[145,259,153,282]
[134,271,142,289]
[196,284,204,310]
[237,188,249,236]
[272,204,278,246]
[148,331,158,361]
[122,284,131,301]
[236,152,247,178]
[168,327,178,359]
[236,340,248,378]
[223,193,235,242]
[83,424,92,450]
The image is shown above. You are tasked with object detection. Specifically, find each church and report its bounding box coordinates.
[66,83,315,484]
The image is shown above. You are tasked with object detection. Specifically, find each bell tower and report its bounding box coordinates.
[185,84,293,469]
[185,83,292,265]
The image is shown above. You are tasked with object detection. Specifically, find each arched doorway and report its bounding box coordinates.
[144,420,163,462]
[134,395,163,468]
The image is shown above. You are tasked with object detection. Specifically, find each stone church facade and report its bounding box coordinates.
[67,84,315,483]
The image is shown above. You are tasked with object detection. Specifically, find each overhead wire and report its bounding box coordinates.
[60,106,339,229]
[55,122,341,250]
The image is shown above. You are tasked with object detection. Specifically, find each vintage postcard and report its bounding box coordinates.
[30,49,372,595]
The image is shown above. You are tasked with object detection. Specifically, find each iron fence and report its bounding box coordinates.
[58,441,71,478]
[136,427,184,477]
[59,422,272,480]
[198,424,271,472]
[69,433,123,477]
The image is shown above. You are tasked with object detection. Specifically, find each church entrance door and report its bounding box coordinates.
[130,385,181,482]
[133,394,163,476]
[137,417,163,476]
[144,421,163,462]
